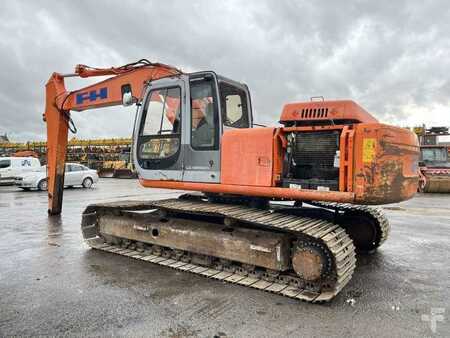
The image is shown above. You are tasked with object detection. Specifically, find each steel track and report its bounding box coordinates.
[305,201,390,249]
[82,199,356,303]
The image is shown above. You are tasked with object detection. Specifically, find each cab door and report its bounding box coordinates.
[134,77,186,180]
[182,73,221,183]
[182,73,253,183]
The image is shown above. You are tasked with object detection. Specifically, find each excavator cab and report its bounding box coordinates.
[133,72,252,183]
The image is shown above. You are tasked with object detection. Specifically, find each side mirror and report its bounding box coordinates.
[122,91,134,106]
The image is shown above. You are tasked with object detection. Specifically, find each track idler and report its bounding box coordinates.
[305,201,390,254]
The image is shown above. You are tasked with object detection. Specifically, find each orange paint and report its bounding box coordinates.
[60,67,180,112]
[140,179,356,203]
[44,75,69,214]
[221,128,276,186]
[351,123,420,203]
[280,100,378,124]
[339,126,355,192]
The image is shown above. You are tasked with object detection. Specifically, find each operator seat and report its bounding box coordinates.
[192,102,215,148]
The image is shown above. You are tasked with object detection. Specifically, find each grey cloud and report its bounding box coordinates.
[1,0,450,141]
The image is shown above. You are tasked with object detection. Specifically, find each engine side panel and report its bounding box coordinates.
[221,128,276,186]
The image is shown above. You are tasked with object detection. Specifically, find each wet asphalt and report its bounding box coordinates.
[0,179,449,337]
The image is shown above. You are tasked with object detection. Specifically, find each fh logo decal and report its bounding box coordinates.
[76,87,108,104]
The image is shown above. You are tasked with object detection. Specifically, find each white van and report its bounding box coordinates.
[0,157,41,185]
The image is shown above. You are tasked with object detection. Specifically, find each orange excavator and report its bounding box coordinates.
[44,59,419,302]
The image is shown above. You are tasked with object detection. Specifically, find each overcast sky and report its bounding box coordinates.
[1,0,450,142]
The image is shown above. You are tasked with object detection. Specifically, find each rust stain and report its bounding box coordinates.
[355,127,419,204]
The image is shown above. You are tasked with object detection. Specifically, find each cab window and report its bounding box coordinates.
[190,79,219,150]
[139,87,181,160]
[219,82,249,128]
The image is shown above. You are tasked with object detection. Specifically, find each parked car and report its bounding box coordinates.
[0,157,41,185]
[15,163,99,191]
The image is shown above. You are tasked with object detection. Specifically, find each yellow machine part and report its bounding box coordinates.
[102,160,127,169]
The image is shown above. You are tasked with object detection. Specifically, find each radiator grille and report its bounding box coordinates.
[291,130,339,184]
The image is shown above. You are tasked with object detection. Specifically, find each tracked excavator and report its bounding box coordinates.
[44,59,419,302]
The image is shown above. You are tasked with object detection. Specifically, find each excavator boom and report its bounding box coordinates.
[44,60,182,214]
